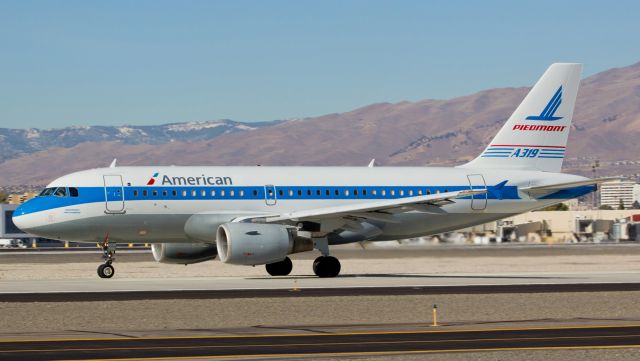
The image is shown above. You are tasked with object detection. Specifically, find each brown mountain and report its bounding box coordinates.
[2,61,640,186]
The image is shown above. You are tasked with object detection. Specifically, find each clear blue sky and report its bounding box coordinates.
[1,0,639,129]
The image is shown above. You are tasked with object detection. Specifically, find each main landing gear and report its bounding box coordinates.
[265,257,293,276]
[97,236,116,279]
[264,237,342,278]
[312,256,341,278]
[312,237,341,278]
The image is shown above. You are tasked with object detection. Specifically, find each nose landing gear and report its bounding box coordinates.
[97,235,116,279]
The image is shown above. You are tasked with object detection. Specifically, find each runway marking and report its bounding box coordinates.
[2,323,640,343]
[61,344,640,361]
[3,333,640,354]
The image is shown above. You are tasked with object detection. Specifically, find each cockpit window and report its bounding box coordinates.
[54,187,67,197]
[69,187,79,197]
[38,188,56,197]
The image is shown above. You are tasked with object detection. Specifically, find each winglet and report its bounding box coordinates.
[109,158,117,168]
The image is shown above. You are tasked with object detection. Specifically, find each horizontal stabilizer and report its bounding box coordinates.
[521,177,621,196]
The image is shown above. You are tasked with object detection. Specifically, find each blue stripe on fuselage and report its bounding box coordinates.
[14,185,522,216]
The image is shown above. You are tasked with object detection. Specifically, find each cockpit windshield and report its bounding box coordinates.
[37,187,79,198]
[38,188,56,197]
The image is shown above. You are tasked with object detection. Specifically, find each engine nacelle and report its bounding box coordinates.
[151,243,217,265]
[216,223,313,265]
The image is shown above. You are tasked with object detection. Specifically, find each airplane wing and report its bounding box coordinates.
[261,189,486,223]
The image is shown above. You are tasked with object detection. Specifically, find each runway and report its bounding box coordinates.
[1,325,639,360]
[3,282,640,302]
[2,270,640,302]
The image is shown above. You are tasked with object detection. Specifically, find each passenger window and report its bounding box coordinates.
[418,189,423,195]
[344,190,350,196]
[162,190,168,197]
[133,190,139,197]
[252,190,258,196]
[221,190,226,197]
[316,190,321,196]
[363,189,367,196]
[335,189,339,196]
[381,189,387,196]
[372,189,377,196]
[390,190,396,196]
[399,190,404,196]
[325,189,330,196]
[54,187,67,197]
[278,189,283,196]
[307,190,311,196]
[353,189,358,196]
[289,190,294,197]
[230,190,235,197]
[426,189,431,195]
[211,190,216,197]
[298,190,302,196]
[182,190,187,197]
[69,187,79,197]
[152,190,158,197]
[143,190,148,197]
[190,190,195,197]
[240,190,245,197]
[172,190,177,197]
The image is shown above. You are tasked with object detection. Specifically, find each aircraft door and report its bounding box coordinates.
[104,175,126,213]
[264,185,277,206]
[466,174,487,210]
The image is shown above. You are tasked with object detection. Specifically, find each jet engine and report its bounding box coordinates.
[216,223,313,265]
[151,243,217,265]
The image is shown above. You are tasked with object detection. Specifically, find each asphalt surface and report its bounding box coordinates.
[1,325,639,360]
[4,282,640,302]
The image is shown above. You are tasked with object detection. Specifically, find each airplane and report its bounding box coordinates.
[12,63,610,279]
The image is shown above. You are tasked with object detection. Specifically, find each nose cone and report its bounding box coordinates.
[12,200,40,233]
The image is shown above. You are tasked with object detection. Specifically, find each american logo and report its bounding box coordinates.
[146,173,234,186]
[146,172,159,185]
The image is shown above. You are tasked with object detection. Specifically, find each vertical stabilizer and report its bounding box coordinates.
[460,63,582,172]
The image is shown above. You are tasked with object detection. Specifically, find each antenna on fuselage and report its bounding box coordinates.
[109,158,117,168]
[368,159,375,168]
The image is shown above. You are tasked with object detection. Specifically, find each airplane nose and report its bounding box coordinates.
[12,203,36,232]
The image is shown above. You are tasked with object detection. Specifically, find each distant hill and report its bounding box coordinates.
[1,61,640,186]
[0,119,278,163]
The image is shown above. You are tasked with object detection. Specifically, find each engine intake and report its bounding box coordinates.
[216,223,312,265]
[151,243,217,265]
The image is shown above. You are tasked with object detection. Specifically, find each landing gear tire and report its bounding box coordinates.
[313,256,341,278]
[97,263,115,278]
[266,257,293,276]
[98,235,116,278]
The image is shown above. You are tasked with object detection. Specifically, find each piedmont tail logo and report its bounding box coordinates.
[146,173,159,185]
[525,86,563,121]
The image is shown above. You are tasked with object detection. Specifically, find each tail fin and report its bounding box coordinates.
[460,63,582,172]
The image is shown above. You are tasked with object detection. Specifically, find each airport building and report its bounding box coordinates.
[0,203,33,240]
[6,192,37,205]
[599,180,640,209]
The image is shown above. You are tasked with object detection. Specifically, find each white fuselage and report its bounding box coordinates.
[12,166,589,245]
